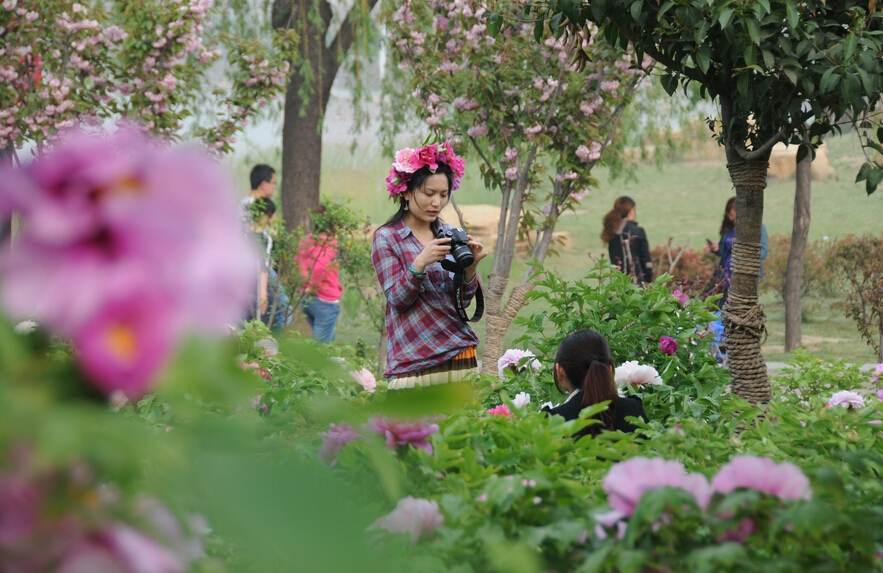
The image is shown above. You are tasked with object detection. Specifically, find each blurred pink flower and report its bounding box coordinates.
[828,390,865,409]
[872,363,883,383]
[512,392,531,409]
[367,416,439,455]
[350,368,376,393]
[497,348,541,377]
[58,524,184,573]
[603,457,711,516]
[711,455,811,500]
[717,517,755,543]
[659,336,678,356]
[0,129,258,397]
[318,423,362,466]
[673,289,688,305]
[487,404,511,417]
[0,475,40,546]
[370,496,443,543]
[614,361,663,385]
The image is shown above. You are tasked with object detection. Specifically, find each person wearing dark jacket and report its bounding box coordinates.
[541,329,649,440]
[601,196,653,285]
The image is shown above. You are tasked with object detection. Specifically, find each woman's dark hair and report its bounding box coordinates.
[600,195,636,245]
[554,329,619,435]
[380,163,454,236]
[719,196,737,238]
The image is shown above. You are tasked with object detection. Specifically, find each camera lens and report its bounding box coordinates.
[451,243,474,268]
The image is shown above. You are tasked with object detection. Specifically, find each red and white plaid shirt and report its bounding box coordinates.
[372,218,479,378]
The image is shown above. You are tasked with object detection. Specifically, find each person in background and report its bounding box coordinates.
[372,141,486,389]
[601,196,653,285]
[241,164,276,221]
[542,329,648,439]
[295,205,342,344]
[247,198,291,331]
[708,197,736,299]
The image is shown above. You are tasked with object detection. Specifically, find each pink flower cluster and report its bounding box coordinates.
[350,368,377,393]
[595,455,811,539]
[369,496,444,543]
[487,404,511,417]
[0,460,204,573]
[385,142,465,196]
[318,416,441,466]
[0,130,258,399]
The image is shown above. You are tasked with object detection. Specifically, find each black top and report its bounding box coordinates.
[607,220,653,285]
[542,391,649,439]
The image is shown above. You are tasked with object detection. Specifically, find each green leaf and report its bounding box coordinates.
[657,1,675,18]
[761,49,775,69]
[534,18,544,43]
[696,45,711,73]
[857,67,874,94]
[867,166,883,195]
[854,161,871,183]
[783,68,798,85]
[785,0,799,29]
[485,12,502,38]
[746,19,761,43]
[844,34,858,61]
[718,8,733,29]
[737,72,749,96]
[796,143,809,163]
[744,44,756,67]
[877,126,883,144]
[819,67,838,93]
[756,0,771,14]
[630,0,643,21]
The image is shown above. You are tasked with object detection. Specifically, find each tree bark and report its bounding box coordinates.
[273,0,379,232]
[721,99,771,404]
[784,133,812,351]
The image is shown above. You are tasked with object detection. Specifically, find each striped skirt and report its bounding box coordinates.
[387,347,478,390]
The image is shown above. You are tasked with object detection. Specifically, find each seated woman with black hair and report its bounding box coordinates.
[542,329,648,439]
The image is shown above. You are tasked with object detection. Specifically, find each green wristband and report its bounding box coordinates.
[408,265,426,276]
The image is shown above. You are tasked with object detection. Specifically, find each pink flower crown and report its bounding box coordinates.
[385,141,466,197]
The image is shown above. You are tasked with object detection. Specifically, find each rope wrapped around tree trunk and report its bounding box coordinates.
[721,240,770,404]
[480,281,533,376]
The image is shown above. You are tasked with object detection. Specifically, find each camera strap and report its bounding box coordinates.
[440,259,484,323]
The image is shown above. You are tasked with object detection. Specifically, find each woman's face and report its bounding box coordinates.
[727,205,736,223]
[405,173,450,223]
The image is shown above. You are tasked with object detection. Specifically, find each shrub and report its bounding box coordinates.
[827,233,883,360]
[758,234,839,301]
[650,241,721,300]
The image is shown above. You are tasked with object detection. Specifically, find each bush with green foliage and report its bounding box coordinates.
[827,233,883,360]
[759,233,839,302]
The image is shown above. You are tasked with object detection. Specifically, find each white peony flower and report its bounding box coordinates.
[513,392,531,409]
[497,348,542,378]
[614,360,663,386]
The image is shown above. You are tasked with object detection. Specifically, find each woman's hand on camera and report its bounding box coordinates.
[464,235,487,281]
[412,237,451,273]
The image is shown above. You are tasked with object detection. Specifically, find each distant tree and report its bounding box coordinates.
[0,0,295,157]
[537,0,883,403]
[271,0,380,231]
[382,0,649,376]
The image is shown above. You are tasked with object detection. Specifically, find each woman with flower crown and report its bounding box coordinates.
[372,142,487,389]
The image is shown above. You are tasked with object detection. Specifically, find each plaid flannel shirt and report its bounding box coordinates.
[372,218,479,378]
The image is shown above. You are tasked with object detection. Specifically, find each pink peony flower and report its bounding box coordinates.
[369,496,444,543]
[318,423,362,466]
[659,336,678,356]
[872,363,883,383]
[603,457,712,516]
[878,387,883,401]
[497,348,541,377]
[58,524,184,573]
[367,416,439,455]
[828,390,865,409]
[614,361,663,385]
[673,289,688,305]
[711,455,811,500]
[0,475,40,546]
[350,368,376,393]
[0,129,258,397]
[487,404,511,417]
[71,290,177,398]
[717,517,755,543]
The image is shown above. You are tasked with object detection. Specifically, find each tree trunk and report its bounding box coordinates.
[273,0,379,232]
[784,134,812,351]
[722,130,771,402]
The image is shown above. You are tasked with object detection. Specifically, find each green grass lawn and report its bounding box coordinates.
[245,130,883,365]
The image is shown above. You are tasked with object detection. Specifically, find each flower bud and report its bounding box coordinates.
[848,429,860,443]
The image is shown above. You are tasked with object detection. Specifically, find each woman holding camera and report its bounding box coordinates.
[372,142,487,389]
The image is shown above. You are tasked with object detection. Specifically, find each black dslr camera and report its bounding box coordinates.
[437,227,474,269]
